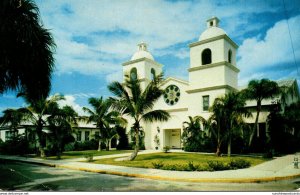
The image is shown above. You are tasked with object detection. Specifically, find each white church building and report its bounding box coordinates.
[1,17,298,150]
[121,16,299,150]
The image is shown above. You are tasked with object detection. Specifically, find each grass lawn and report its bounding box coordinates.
[44,150,132,160]
[92,152,269,171]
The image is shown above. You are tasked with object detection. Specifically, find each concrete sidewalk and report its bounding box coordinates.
[1,152,300,183]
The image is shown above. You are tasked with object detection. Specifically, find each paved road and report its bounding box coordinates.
[1,161,300,192]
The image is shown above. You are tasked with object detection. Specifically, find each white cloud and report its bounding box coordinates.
[238,72,266,87]
[58,95,86,116]
[35,0,284,78]
[237,15,300,85]
[72,93,97,99]
[105,70,123,83]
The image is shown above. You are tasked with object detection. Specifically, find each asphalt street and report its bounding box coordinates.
[1,161,300,192]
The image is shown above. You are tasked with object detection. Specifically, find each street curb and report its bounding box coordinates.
[2,157,299,183]
[55,163,300,183]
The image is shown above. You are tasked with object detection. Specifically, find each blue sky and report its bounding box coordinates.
[1,0,300,115]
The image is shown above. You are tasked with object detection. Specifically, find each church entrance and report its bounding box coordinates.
[164,129,181,149]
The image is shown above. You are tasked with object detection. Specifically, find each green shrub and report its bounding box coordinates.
[162,164,185,171]
[196,165,212,172]
[64,143,75,151]
[116,126,130,150]
[0,135,32,155]
[163,146,170,153]
[207,161,229,171]
[150,159,251,172]
[228,159,251,169]
[152,161,164,169]
[73,140,98,151]
[187,161,198,171]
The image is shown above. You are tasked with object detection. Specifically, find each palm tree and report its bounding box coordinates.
[0,0,56,101]
[284,101,300,134]
[103,126,120,151]
[19,93,65,157]
[48,105,78,159]
[208,92,251,156]
[83,97,126,151]
[242,79,280,147]
[0,108,28,139]
[108,73,170,161]
[208,97,227,156]
[0,108,24,131]
[222,92,251,156]
[182,116,207,152]
[279,80,299,108]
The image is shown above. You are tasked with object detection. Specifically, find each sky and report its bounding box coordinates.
[1,0,300,116]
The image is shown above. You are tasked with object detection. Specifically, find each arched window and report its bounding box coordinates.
[228,49,232,64]
[202,48,212,65]
[130,67,137,81]
[151,68,156,80]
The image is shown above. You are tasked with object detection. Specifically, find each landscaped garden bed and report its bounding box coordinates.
[91,152,269,171]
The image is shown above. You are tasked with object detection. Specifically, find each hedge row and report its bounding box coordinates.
[151,159,251,172]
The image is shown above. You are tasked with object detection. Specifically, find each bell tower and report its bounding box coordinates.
[187,17,240,117]
[122,42,162,90]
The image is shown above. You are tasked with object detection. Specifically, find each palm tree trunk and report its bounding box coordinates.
[227,135,231,157]
[38,145,45,158]
[216,135,222,157]
[36,126,45,157]
[249,102,261,147]
[97,140,102,151]
[108,139,112,151]
[34,118,46,157]
[227,123,232,157]
[216,143,221,157]
[216,124,221,157]
[106,140,109,151]
[129,128,139,161]
[56,144,61,160]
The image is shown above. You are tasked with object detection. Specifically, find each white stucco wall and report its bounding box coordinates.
[224,65,238,89]
[187,88,227,119]
[190,39,224,67]
[189,65,226,89]
[153,78,189,111]
[224,40,237,66]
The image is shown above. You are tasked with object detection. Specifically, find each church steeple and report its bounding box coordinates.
[137,42,148,51]
[131,42,154,61]
[123,42,162,90]
[206,16,220,28]
[188,17,239,93]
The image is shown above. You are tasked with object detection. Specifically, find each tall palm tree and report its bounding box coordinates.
[222,92,251,156]
[108,73,170,161]
[83,97,126,151]
[182,116,207,152]
[20,93,65,157]
[48,105,78,159]
[0,0,55,101]
[242,79,280,147]
[208,92,251,156]
[208,97,227,156]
